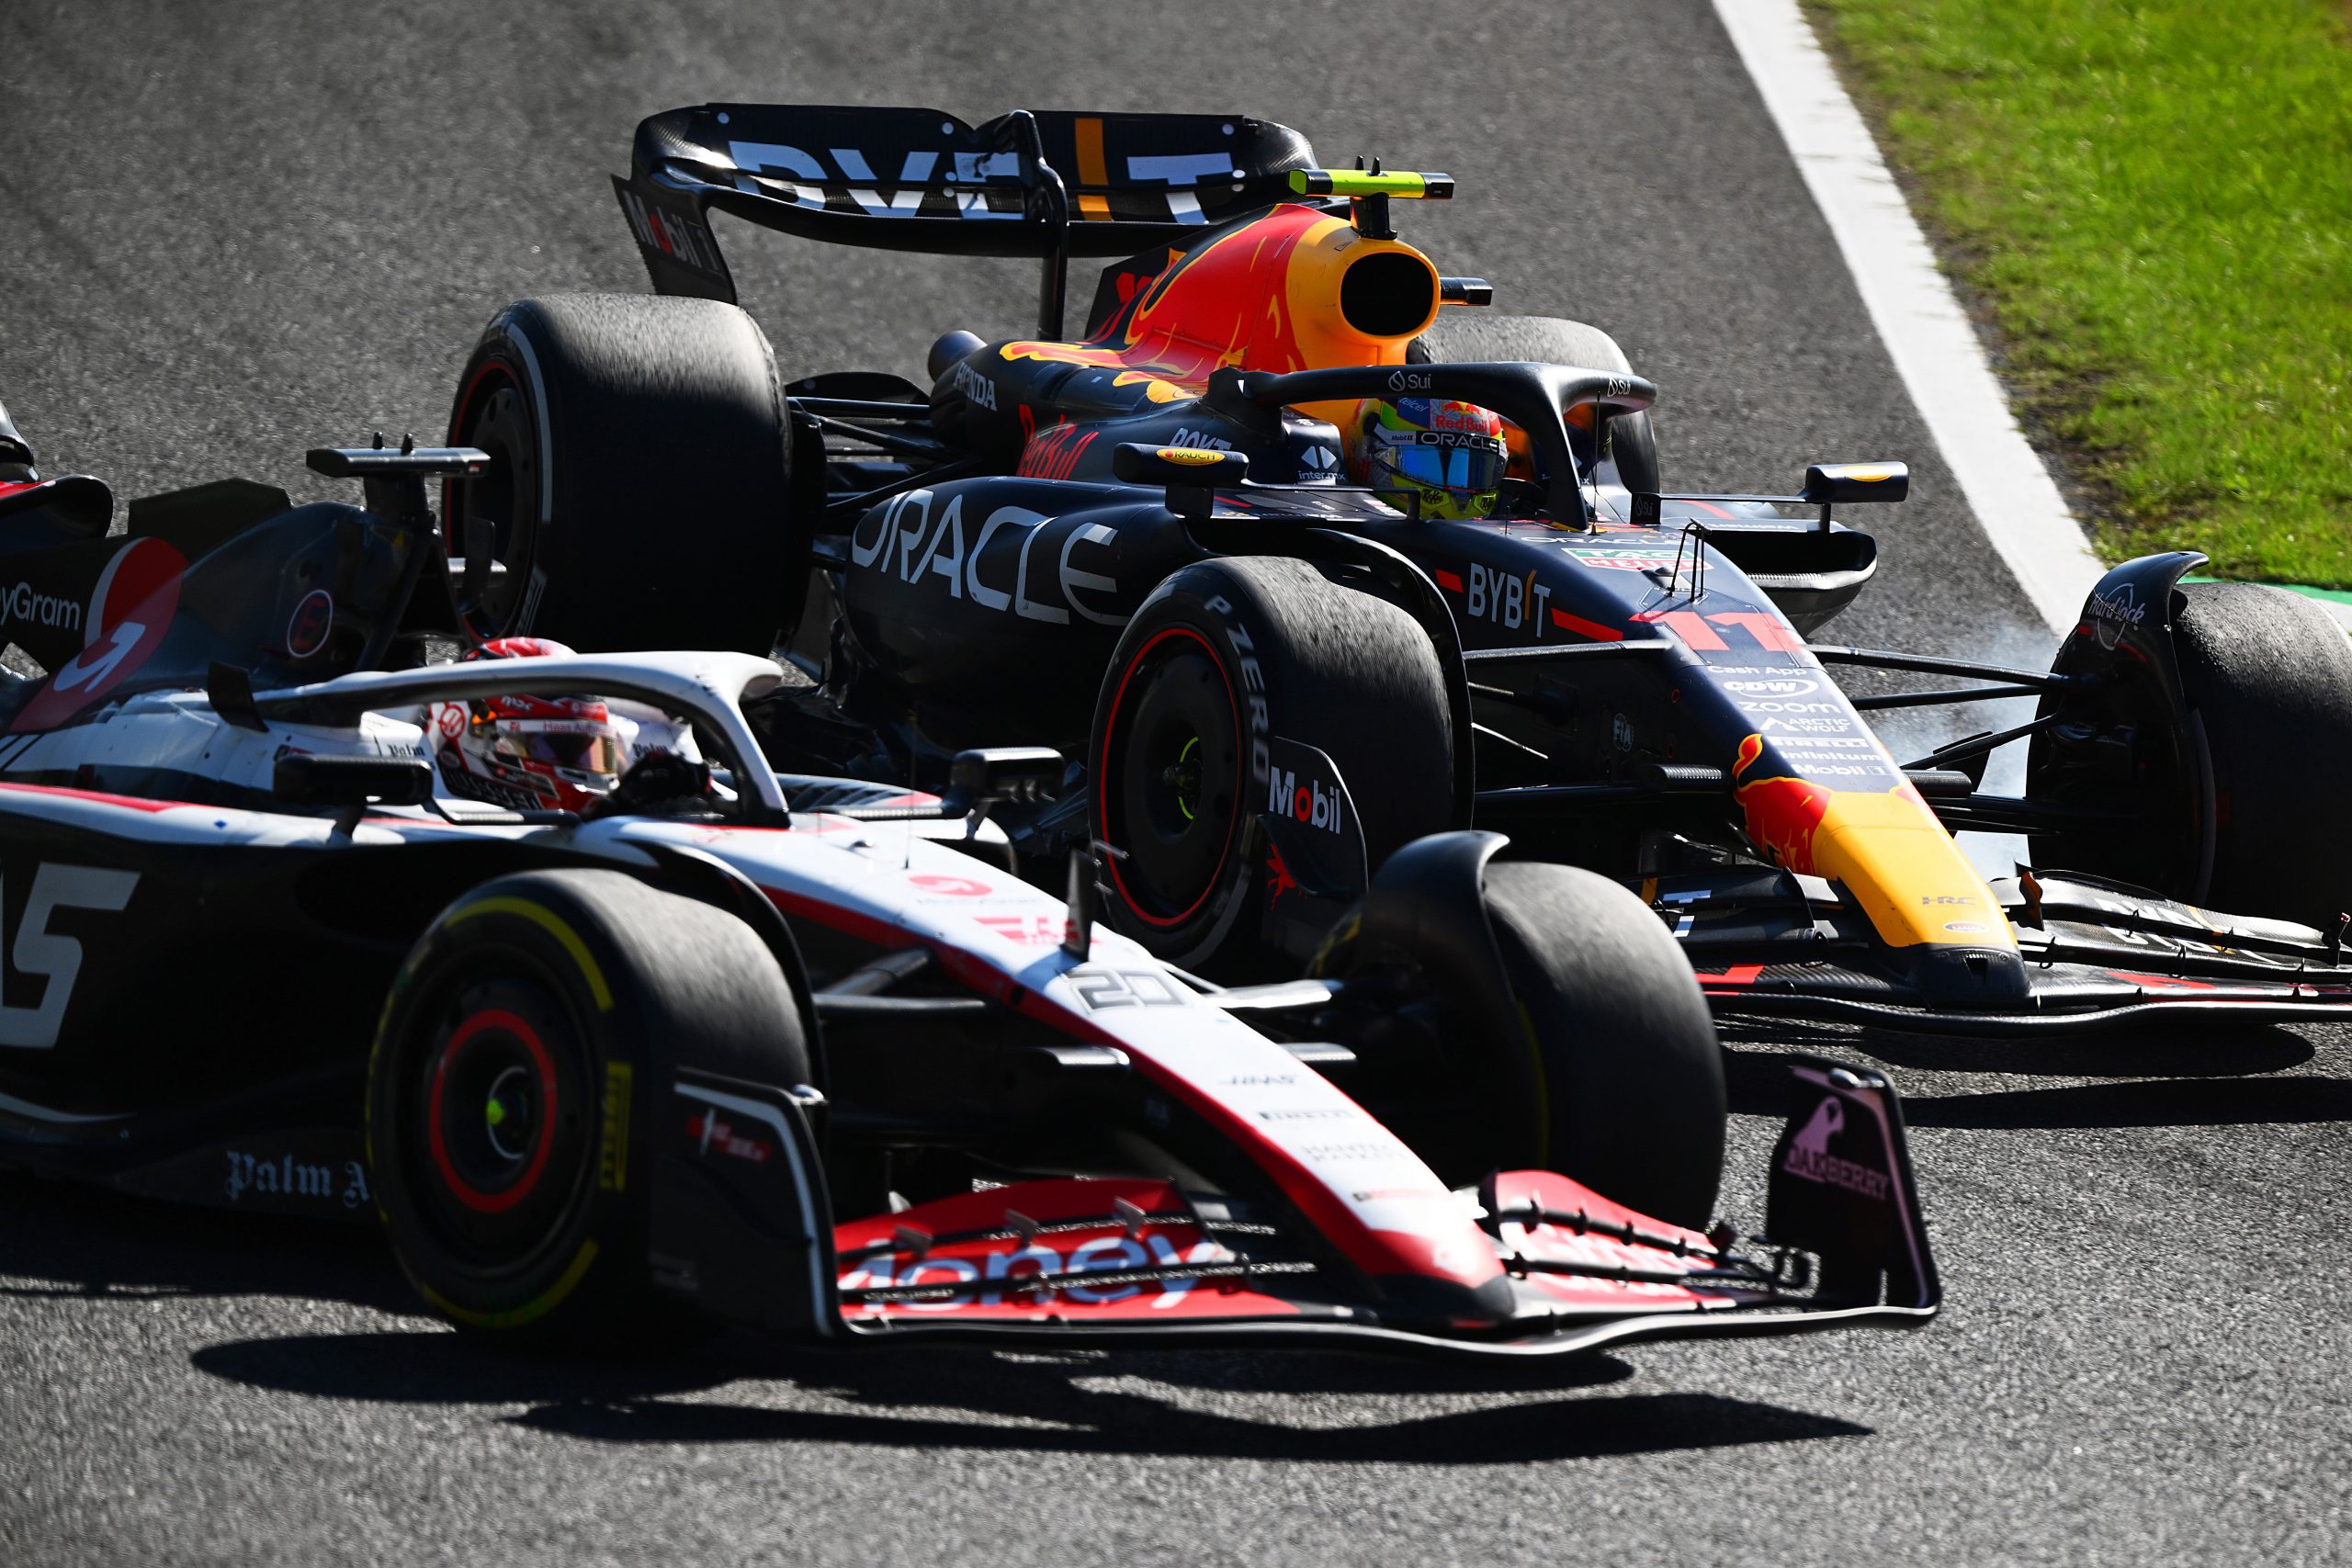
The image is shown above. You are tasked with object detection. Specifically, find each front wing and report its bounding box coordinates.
[1657,868,2352,1033]
[643,1056,1938,1359]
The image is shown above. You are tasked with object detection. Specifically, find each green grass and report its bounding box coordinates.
[1804,0,2352,587]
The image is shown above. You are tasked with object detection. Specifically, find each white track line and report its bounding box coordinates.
[1715,0,2106,637]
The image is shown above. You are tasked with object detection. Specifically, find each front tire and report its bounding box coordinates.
[446,294,796,654]
[367,869,813,1348]
[1323,854,1725,1229]
[2030,581,2352,928]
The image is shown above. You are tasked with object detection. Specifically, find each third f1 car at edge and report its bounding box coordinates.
[439,101,2352,1036]
[0,408,1935,1358]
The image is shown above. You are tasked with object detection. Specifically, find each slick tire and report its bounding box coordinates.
[446,294,795,654]
[1326,858,1725,1229]
[2166,584,2352,927]
[2030,582,2352,928]
[1415,313,1662,494]
[1091,556,1454,976]
[368,869,813,1350]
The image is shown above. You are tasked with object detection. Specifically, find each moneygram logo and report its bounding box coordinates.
[0,581,82,631]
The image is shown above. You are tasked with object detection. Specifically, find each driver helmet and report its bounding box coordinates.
[427,637,624,813]
[1342,397,1509,520]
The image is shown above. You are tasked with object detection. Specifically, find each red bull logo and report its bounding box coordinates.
[1733,732,1833,875]
[1017,423,1098,481]
[1427,400,1500,434]
[1728,732,2015,953]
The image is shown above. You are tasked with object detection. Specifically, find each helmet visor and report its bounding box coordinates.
[1374,434,1508,502]
[493,719,622,778]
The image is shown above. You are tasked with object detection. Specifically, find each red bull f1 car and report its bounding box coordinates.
[0,412,1936,1357]
[436,102,2352,1037]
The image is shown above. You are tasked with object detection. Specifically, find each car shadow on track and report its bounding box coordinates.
[1719,1023,2350,1130]
[7,1172,1875,1464]
[189,1328,1871,1464]
[1717,1019,2316,1082]
[0,1172,413,1314]
[1893,1075,2352,1130]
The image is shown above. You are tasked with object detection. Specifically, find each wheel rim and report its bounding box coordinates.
[429,1011,553,1212]
[447,361,542,639]
[408,968,591,1270]
[1100,626,1243,927]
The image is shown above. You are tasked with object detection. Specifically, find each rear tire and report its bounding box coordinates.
[1327,858,1725,1229]
[1091,557,1454,974]
[446,294,796,655]
[368,869,813,1349]
[1416,313,1662,494]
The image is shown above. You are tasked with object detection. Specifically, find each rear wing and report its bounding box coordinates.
[614,103,1318,334]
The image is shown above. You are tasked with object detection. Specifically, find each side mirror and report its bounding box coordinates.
[1112,442,1248,520]
[274,753,435,808]
[944,747,1065,814]
[1627,460,1910,532]
[1802,462,1909,505]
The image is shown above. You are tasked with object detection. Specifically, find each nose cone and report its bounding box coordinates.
[1909,946,2032,1011]
[1371,1267,1521,1328]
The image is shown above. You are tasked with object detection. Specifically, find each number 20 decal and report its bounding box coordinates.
[0,864,139,1049]
[1069,968,1190,1011]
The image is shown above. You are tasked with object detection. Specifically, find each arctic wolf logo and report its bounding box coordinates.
[1781,1096,1890,1201]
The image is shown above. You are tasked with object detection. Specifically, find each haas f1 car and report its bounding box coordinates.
[0,410,1936,1358]
[439,102,2352,1034]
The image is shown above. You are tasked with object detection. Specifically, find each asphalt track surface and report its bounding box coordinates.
[1,2,2346,1563]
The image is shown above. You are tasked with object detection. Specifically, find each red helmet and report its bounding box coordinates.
[428,637,623,813]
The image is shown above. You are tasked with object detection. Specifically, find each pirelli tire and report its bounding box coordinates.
[445,293,795,655]
[1322,855,1726,1230]
[1090,556,1455,976]
[2032,581,2352,929]
[367,868,814,1350]
[1415,313,1661,495]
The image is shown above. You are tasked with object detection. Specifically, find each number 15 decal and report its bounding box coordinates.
[0,864,139,1049]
